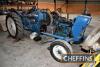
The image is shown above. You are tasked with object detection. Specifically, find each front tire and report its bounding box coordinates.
[49,40,73,62]
[6,12,24,40]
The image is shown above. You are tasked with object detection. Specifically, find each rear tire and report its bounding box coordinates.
[6,12,24,40]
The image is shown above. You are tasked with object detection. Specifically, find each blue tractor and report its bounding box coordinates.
[6,7,52,40]
[6,0,92,62]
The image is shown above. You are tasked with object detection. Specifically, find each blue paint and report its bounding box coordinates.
[72,15,92,42]
[9,7,92,44]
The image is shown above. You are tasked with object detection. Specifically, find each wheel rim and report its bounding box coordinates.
[53,45,67,60]
[7,17,16,36]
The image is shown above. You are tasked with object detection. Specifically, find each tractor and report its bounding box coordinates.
[6,6,52,40]
[6,7,92,62]
[6,0,93,62]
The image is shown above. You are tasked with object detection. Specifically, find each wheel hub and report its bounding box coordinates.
[53,45,67,59]
[7,17,16,36]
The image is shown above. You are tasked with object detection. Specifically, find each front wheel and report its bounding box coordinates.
[49,40,73,62]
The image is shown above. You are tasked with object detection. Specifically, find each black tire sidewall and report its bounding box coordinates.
[6,13,24,39]
[50,41,71,62]
[6,14,17,38]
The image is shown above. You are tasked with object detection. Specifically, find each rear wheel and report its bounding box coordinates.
[6,12,24,40]
[49,40,73,62]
